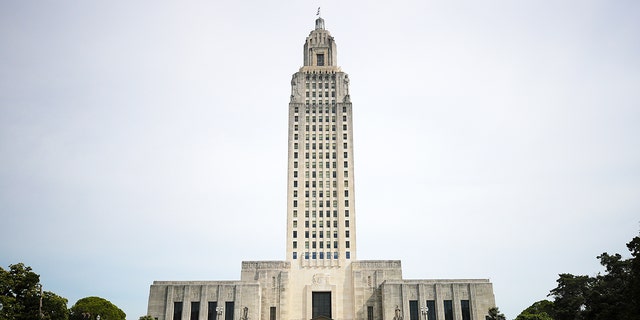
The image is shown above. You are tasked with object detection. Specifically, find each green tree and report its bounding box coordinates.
[139,316,154,320]
[486,307,506,320]
[549,273,592,320]
[547,233,640,320]
[69,297,125,320]
[0,263,68,320]
[515,300,554,320]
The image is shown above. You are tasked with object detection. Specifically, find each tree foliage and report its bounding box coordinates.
[487,307,506,320]
[69,296,125,320]
[139,316,155,320]
[515,300,554,320]
[545,233,640,320]
[0,263,68,320]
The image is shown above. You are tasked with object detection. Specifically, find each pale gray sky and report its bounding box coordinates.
[1,1,639,319]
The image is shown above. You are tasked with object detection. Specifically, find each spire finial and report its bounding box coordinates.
[316,7,321,17]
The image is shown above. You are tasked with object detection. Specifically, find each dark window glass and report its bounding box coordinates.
[409,300,419,320]
[367,306,374,320]
[207,302,217,320]
[191,302,200,320]
[461,300,471,320]
[317,54,325,66]
[312,292,332,318]
[225,302,234,320]
[270,307,277,320]
[293,252,297,259]
[426,300,436,320]
[444,300,453,320]
[173,302,183,320]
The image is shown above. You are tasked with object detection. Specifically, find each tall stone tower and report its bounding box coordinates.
[147,16,497,320]
[286,16,356,266]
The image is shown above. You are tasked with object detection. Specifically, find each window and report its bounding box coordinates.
[346,230,350,238]
[409,300,419,320]
[293,231,297,238]
[426,300,436,320]
[270,307,277,320]
[345,241,350,248]
[312,252,317,259]
[191,302,200,320]
[345,200,349,207]
[346,251,351,259]
[345,210,349,217]
[207,302,217,320]
[173,302,183,320]
[293,220,297,227]
[444,300,453,320]
[293,241,297,248]
[225,302,234,320]
[345,220,349,227]
[461,300,471,320]
[367,306,374,320]
[317,54,325,66]
[293,200,297,208]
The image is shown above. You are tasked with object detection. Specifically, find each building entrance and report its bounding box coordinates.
[312,292,332,319]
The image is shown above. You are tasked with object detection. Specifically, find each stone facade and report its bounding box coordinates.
[147,16,496,320]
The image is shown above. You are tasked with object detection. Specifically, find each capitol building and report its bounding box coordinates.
[147,16,496,320]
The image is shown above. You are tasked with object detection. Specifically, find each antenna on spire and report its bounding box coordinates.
[316,7,321,17]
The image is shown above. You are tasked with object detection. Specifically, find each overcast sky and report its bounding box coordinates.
[1,1,639,319]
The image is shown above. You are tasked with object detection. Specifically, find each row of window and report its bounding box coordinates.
[292,152,349,161]
[404,300,471,320]
[305,82,335,89]
[304,73,336,81]
[172,301,234,320]
[292,179,350,188]
[293,189,350,198]
[305,91,335,98]
[294,143,349,152]
[292,125,347,134]
[292,170,349,179]
[293,134,348,142]
[292,251,351,260]
[292,230,350,239]
[293,220,350,228]
[292,199,350,208]
[293,240,350,249]
[293,115,346,123]
[292,209,350,218]
[293,170,349,182]
[291,105,348,114]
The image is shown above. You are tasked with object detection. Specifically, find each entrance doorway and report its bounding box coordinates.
[312,292,332,319]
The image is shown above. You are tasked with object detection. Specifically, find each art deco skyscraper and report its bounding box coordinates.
[147,16,496,320]
[286,16,356,267]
